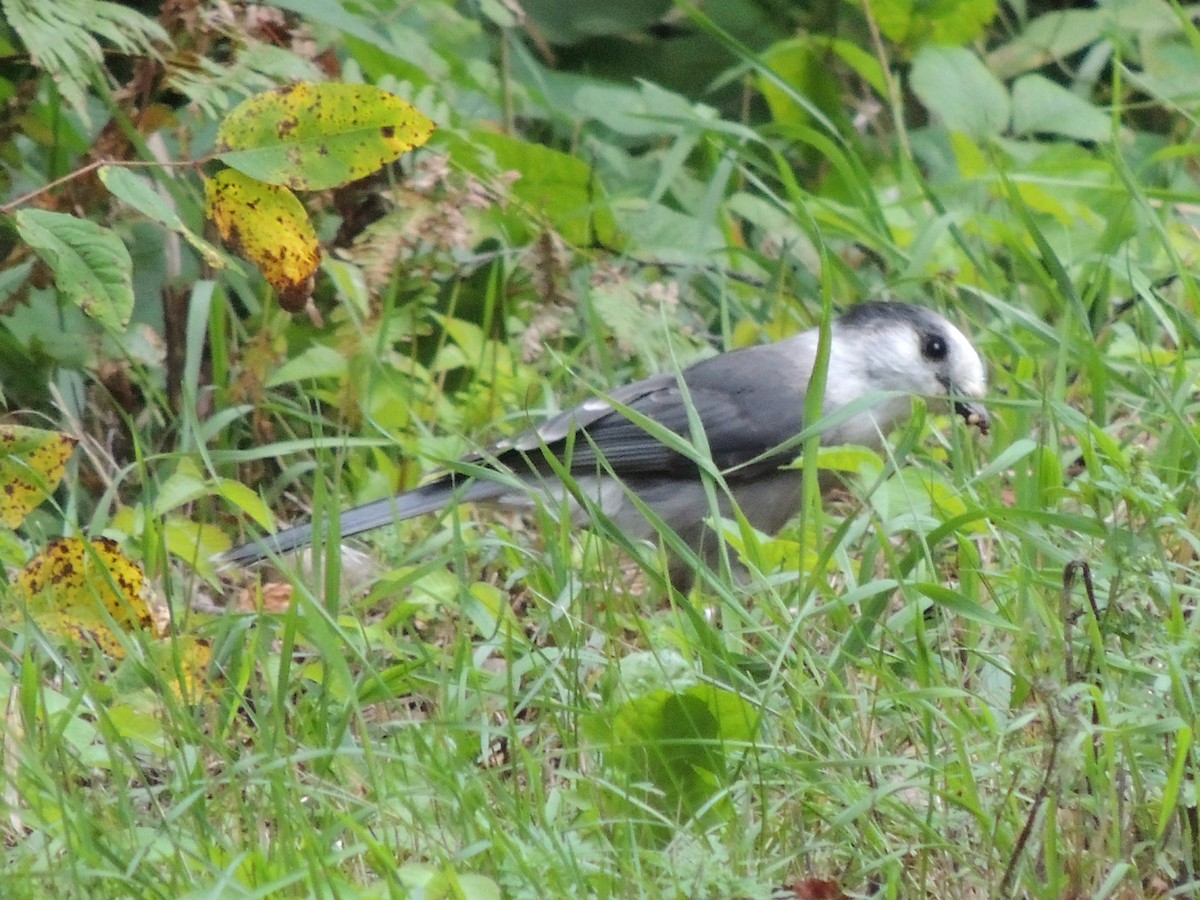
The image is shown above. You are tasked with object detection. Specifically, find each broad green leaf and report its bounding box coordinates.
[814,444,884,475]
[396,863,502,900]
[14,209,134,330]
[592,681,758,819]
[161,518,231,568]
[452,129,621,247]
[215,82,435,190]
[152,460,275,532]
[567,79,720,139]
[759,38,845,128]
[611,198,720,263]
[0,424,77,527]
[204,169,320,311]
[266,344,350,387]
[874,0,998,47]
[987,9,1106,78]
[1011,74,1112,141]
[98,166,224,267]
[1135,39,1200,105]
[521,0,672,44]
[910,45,1009,139]
[212,482,274,531]
[827,37,888,96]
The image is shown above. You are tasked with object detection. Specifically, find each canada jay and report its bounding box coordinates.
[222,302,989,587]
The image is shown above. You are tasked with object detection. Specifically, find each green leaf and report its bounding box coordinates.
[1157,725,1194,840]
[813,444,884,475]
[2,0,166,128]
[14,209,135,330]
[215,82,435,191]
[972,438,1039,483]
[874,0,998,47]
[450,129,621,247]
[152,461,274,532]
[1011,74,1111,141]
[521,0,672,44]
[98,166,224,268]
[910,45,1009,139]
[911,583,1016,630]
[266,344,350,387]
[759,38,847,128]
[595,681,758,819]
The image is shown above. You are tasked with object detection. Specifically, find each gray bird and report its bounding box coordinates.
[221,302,989,588]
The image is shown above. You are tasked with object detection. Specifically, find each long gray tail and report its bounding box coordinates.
[218,478,506,567]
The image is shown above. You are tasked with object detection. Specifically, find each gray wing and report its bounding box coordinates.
[484,341,810,480]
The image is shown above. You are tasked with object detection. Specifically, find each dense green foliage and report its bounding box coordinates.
[2,0,1200,896]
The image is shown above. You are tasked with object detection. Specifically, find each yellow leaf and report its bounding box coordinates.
[205,170,320,310]
[9,536,156,658]
[0,425,78,528]
[141,634,214,702]
[215,82,435,191]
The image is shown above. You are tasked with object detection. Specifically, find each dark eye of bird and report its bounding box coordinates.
[922,333,948,361]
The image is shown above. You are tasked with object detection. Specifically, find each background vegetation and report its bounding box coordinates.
[2,0,1199,896]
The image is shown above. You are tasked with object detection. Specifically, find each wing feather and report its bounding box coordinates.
[482,342,810,481]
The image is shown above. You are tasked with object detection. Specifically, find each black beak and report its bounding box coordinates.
[954,399,990,435]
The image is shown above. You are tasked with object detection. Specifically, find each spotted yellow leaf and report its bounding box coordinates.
[205,169,319,311]
[215,82,435,191]
[0,424,78,528]
[8,536,156,657]
[141,634,214,702]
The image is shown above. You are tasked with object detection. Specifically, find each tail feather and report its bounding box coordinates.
[218,478,507,567]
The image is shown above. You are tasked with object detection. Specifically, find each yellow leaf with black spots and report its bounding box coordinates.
[135,634,214,703]
[205,170,319,310]
[8,536,155,657]
[0,424,77,528]
[215,82,435,191]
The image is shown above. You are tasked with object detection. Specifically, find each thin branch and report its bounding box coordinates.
[1,156,209,216]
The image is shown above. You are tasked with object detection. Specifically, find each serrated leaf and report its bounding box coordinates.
[14,209,134,330]
[215,82,435,190]
[98,166,224,268]
[0,424,77,527]
[204,169,320,310]
[3,0,165,128]
[910,45,1009,139]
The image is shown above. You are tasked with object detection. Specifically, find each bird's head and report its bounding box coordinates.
[832,301,990,436]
